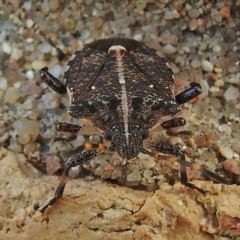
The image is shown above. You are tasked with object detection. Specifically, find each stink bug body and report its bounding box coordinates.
[38,38,230,213]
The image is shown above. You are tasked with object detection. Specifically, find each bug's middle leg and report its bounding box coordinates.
[161,117,191,136]
[54,122,81,142]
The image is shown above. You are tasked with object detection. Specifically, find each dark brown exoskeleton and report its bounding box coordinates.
[38,38,230,213]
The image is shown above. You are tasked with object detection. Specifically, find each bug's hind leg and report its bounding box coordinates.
[54,122,81,142]
[161,117,191,136]
[40,67,67,95]
[175,82,202,105]
[143,142,232,194]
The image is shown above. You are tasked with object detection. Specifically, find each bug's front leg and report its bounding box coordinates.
[161,117,191,136]
[38,144,102,213]
[175,82,202,105]
[40,67,67,95]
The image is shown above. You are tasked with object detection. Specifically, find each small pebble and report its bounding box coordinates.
[42,92,60,109]
[26,19,34,28]
[21,82,43,96]
[164,10,180,19]
[4,87,22,104]
[127,171,141,182]
[219,146,233,159]
[2,42,12,54]
[189,19,198,30]
[46,156,62,175]
[69,166,81,178]
[218,124,232,135]
[224,86,239,101]
[222,159,240,174]
[202,60,214,72]
[209,86,220,93]
[0,77,8,90]
[213,45,221,53]
[219,6,231,18]
[24,142,37,153]
[38,42,52,54]
[191,59,201,68]
[163,44,176,54]
[11,48,23,60]
[32,60,46,71]
[211,9,222,22]
[214,79,224,87]
[13,118,40,144]
[188,9,200,18]
[214,67,223,73]
[25,70,34,79]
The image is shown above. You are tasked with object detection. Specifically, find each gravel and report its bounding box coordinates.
[0,0,240,214]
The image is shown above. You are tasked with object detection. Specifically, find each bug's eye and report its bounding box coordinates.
[103,129,113,141]
[140,128,149,140]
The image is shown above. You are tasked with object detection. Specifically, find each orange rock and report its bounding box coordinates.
[219,6,231,18]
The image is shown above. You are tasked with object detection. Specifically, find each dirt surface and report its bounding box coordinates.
[1,149,240,240]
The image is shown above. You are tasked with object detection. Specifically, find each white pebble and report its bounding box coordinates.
[2,42,12,54]
[191,59,201,68]
[224,86,239,101]
[163,44,176,54]
[26,38,34,43]
[11,48,23,60]
[209,86,220,93]
[213,45,221,52]
[69,166,81,178]
[48,65,63,79]
[26,19,34,28]
[219,146,233,159]
[25,70,34,79]
[38,42,52,53]
[200,80,209,97]
[0,77,7,90]
[218,124,232,135]
[201,60,213,72]
[32,60,46,70]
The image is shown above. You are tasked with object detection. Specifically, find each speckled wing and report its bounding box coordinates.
[64,47,107,103]
[129,45,175,99]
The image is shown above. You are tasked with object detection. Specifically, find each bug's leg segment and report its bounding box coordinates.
[161,117,191,136]
[177,159,232,185]
[40,67,67,95]
[38,142,108,213]
[175,82,202,105]
[56,122,81,133]
[144,142,232,191]
[148,142,206,193]
[54,122,81,142]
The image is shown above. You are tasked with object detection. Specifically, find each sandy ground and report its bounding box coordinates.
[1,149,240,240]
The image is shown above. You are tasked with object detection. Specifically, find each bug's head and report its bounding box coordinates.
[103,123,149,160]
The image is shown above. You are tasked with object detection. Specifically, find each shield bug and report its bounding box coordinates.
[38,38,231,212]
